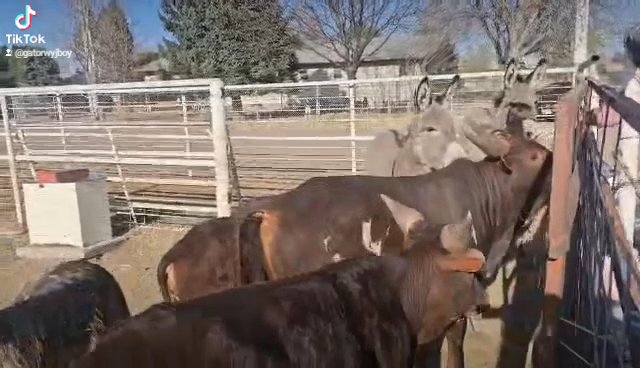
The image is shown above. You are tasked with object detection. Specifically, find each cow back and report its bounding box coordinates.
[0,260,130,368]
[74,257,415,368]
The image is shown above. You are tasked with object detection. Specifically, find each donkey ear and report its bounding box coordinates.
[525,58,547,87]
[414,75,432,111]
[577,54,600,74]
[434,74,460,105]
[380,194,425,237]
[503,58,518,90]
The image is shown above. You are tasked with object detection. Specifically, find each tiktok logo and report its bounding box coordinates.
[15,5,38,31]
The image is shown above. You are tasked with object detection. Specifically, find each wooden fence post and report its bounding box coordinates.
[209,79,231,218]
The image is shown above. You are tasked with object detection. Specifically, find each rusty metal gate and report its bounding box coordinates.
[545,78,640,368]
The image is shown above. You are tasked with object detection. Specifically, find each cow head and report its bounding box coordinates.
[466,129,550,184]
[379,194,490,339]
[395,75,467,175]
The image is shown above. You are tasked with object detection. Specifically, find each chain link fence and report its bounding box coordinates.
[553,79,640,368]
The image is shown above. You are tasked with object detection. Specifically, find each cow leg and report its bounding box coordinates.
[445,318,467,368]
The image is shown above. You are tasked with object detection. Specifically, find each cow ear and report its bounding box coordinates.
[465,129,513,159]
[439,211,476,253]
[380,194,425,237]
[525,58,547,88]
[503,58,518,90]
[436,248,486,273]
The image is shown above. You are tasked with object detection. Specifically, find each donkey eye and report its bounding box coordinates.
[426,127,437,132]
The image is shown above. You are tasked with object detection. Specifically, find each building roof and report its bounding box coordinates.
[132,34,447,72]
[295,34,448,65]
[133,58,171,73]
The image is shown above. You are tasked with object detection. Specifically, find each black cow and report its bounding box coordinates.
[0,260,130,368]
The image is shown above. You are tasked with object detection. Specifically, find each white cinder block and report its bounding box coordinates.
[23,179,112,247]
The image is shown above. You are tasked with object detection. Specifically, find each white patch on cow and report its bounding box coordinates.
[515,205,548,246]
[470,220,478,246]
[361,219,382,256]
[332,253,343,262]
[362,220,372,248]
[323,236,332,252]
[370,239,382,256]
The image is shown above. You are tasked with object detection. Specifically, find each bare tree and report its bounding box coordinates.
[464,0,573,64]
[427,0,611,65]
[69,0,103,84]
[290,0,423,79]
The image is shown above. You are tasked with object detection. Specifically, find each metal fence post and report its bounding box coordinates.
[315,85,320,115]
[181,94,193,177]
[1,95,24,228]
[349,82,357,174]
[55,93,66,152]
[209,79,231,217]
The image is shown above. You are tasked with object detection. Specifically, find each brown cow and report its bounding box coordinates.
[157,215,267,302]
[243,129,551,285]
[0,260,130,368]
[155,129,550,367]
[73,202,489,368]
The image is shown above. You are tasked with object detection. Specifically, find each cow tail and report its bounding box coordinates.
[238,213,269,284]
[156,254,172,302]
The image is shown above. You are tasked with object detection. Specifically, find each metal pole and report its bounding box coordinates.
[209,79,231,217]
[573,0,589,67]
[349,83,357,174]
[1,95,24,227]
[181,94,193,177]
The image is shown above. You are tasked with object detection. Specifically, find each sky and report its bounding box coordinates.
[0,0,638,76]
[0,0,169,76]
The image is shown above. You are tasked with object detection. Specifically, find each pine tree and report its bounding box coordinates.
[94,0,135,82]
[160,0,298,84]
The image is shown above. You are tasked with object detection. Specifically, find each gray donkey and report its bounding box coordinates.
[365,74,466,176]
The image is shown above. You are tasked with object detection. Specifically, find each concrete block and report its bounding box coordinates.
[23,179,112,247]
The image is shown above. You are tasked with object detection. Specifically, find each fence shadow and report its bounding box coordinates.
[495,233,547,368]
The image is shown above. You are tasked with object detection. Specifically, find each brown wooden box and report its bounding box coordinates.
[36,169,90,184]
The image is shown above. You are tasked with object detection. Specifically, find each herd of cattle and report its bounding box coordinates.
[0,56,601,367]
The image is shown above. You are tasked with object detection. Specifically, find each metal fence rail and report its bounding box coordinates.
[0,79,230,232]
[556,79,640,368]
[0,68,575,231]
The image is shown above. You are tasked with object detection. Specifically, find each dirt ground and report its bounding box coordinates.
[0,225,188,313]
[0,224,539,368]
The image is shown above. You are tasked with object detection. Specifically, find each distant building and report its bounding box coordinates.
[296,35,457,82]
[132,58,174,81]
[131,35,457,111]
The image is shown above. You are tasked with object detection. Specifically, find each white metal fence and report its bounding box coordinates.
[0,67,575,231]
